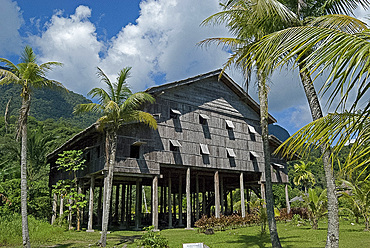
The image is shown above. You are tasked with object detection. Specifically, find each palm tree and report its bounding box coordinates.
[201,1,296,246]
[74,66,157,247]
[293,161,316,193]
[340,180,370,230]
[303,188,328,229]
[0,46,62,248]
[210,2,369,247]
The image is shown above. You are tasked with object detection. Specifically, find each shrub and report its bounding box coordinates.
[138,226,169,248]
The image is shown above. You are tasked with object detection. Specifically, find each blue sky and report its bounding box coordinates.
[0,0,369,135]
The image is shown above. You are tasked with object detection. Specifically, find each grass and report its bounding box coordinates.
[1,218,369,247]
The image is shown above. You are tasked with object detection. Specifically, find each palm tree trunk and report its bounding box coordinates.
[20,95,31,248]
[258,71,282,248]
[298,60,339,248]
[100,130,116,247]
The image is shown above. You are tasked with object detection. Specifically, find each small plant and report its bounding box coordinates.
[138,226,169,248]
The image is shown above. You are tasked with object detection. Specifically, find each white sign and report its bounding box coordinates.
[183,243,210,248]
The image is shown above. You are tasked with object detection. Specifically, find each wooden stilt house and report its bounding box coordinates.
[47,69,290,231]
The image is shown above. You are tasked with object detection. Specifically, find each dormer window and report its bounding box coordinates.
[200,143,210,155]
[248,125,257,134]
[250,151,260,160]
[272,163,284,169]
[199,114,210,125]
[169,139,181,151]
[130,141,146,159]
[225,120,235,129]
[170,109,181,119]
[226,148,236,158]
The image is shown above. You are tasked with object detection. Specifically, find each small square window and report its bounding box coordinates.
[250,151,260,160]
[248,125,257,134]
[170,109,181,119]
[130,145,140,159]
[225,120,235,129]
[169,139,181,151]
[272,163,284,169]
[226,148,236,158]
[199,114,210,125]
[200,143,210,155]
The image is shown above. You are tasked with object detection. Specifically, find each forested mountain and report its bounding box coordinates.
[0,83,98,129]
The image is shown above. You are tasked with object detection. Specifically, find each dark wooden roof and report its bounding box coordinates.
[146,69,276,124]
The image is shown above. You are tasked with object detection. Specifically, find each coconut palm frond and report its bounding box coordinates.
[73,103,103,115]
[121,92,155,112]
[115,67,132,104]
[0,69,20,85]
[322,0,370,15]
[0,58,19,73]
[96,67,115,100]
[39,61,63,72]
[88,87,111,104]
[21,45,37,64]
[275,112,369,175]
[123,110,158,130]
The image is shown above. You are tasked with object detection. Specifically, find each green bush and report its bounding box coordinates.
[138,226,169,248]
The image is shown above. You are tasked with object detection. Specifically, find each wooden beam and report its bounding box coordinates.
[51,193,57,225]
[152,175,159,230]
[178,175,184,227]
[196,174,200,220]
[87,176,95,232]
[168,173,173,228]
[186,167,192,229]
[240,173,245,218]
[214,171,220,218]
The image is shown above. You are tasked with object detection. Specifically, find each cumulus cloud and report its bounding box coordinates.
[101,0,230,92]
[0,0,23,55]
[30,6,103,94]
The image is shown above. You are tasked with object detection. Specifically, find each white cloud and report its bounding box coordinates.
[0,0,23,55]
[30,5,103,94]
[101,0,230,92]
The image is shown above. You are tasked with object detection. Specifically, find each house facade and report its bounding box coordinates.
[48,69,290,231]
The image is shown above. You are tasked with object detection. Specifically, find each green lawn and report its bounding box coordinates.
[4,220,370,247]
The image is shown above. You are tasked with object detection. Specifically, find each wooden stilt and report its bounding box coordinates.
[179,175,184,227]
[87,176,95,232]
[152,175,159,230]
[120,184,126,227]
[59,196,64,220]
[186,167,192,229]
[52,193,57,225]
[285,184,291,214]
[261,183,266,207]
[220,175,224,215]
[134,179,141,230]
[168,174,173,228]
[195,174,199,220]
[202,177,206,216]
[240,172,245,218]
[214,171,220,218]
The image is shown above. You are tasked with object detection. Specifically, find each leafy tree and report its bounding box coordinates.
[54,150,87,231]
[0,46,62,248]
[235,2,369,247]
[302,188,328,229]
[293,161,316,193]
[201,1,295,246]
[340,180,370,230]
[74,66,157,246]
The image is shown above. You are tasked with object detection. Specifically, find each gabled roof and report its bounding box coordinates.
[146,69,276,124]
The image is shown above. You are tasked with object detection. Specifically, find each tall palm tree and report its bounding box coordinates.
[201,1,296,246]
[248,11,368,247]
[0,46,62,248]
[293,161,316,193]
[340,179,370,230]
[74,66,157,247]
[203,1,369,247]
